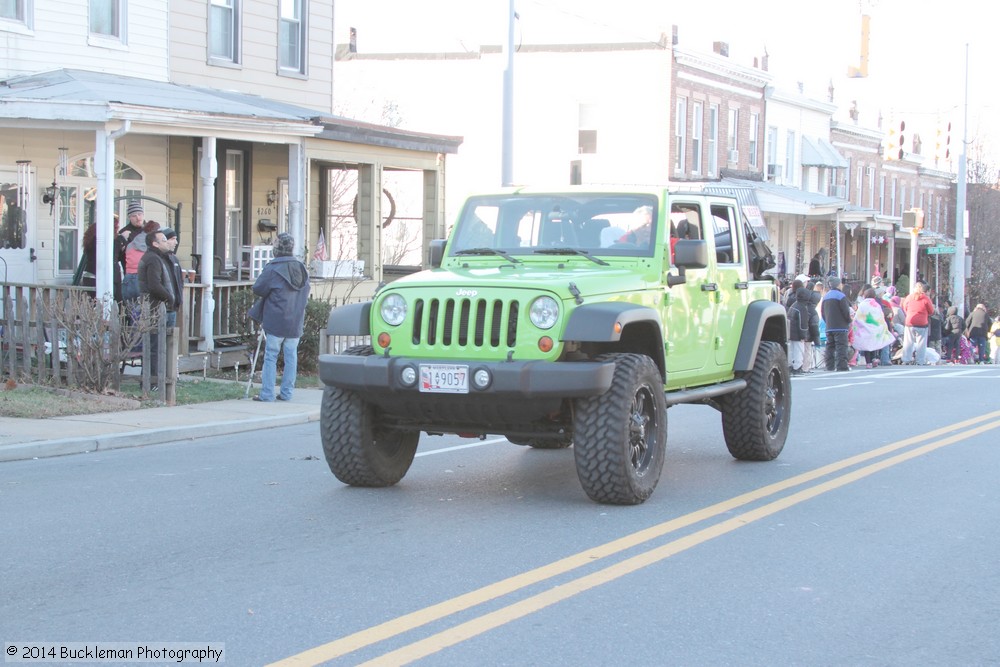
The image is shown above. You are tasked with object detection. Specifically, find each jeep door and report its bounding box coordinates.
[708,200,750,369]
[663,200,716,381]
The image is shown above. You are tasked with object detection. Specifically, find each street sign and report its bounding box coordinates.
[926,245,956,255]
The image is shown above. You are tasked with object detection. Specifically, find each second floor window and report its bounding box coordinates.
[1,0,31,28]
[692,102,703,175]
[674,98,687,174]
[90,0,123,40]
[727,108,738,153]
[784,130,795,180]
[708,105,719,176]
[748,113,759,169]
[210,0,241,64]
[279,0,306,74]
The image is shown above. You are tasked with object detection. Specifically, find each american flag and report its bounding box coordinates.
[313,228,328,261]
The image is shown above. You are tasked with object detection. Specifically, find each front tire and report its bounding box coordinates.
[721,340,790,461]
[320,347,419,486]
[573,354,667,505]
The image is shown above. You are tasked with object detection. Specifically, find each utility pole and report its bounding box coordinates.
[951,43,969,315]
[501,0,515,186]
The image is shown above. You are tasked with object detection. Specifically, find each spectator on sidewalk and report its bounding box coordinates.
[990,319,1000,364]
[901,281,934,365]
[138,229,183,380]
[787,286,811,375]
[850,288,895,368]
[251,233,311,402]
[928,304,943,357]
[822,276,852,371]
[965,303,993,364]
[942,305,965,362]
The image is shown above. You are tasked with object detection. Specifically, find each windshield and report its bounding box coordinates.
[449,193,659,258]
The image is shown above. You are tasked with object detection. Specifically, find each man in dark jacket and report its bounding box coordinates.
[787,287,811,375]
[251,233,311,402]
[138,229,183,379]
[821,276,853,371]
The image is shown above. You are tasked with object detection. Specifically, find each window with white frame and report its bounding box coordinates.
[692,101,703,175]
[856,164,863,205]
[891,177,897,216]
[224,150,245,270]
[868,165,875,208]
[89,0,124,41]
[784,130,795,180]
[674,98,687,174]
[278,0,306,74]
[209,0,241,64]
[56,156,143,274]
[727,108,738,154]
[766,126,778,175]
[708,105,719,176]
[0,0,32,30]
[748,112,759,169]
[880,174,886,215]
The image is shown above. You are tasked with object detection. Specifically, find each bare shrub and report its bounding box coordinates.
[41,293,161,394]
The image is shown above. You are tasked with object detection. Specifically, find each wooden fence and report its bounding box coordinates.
[1,283,178,404]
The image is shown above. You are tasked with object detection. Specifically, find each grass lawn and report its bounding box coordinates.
[0,371,321,419]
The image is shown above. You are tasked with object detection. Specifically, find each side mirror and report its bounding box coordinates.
[667,239,708,287]
[428,239,446,268]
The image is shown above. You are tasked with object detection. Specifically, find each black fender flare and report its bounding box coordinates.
[326,301,372,336]
[733,300,788,372]
[563,302,663,343]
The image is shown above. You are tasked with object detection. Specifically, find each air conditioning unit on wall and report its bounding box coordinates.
[766,164,782,180]
[728,149,739,163]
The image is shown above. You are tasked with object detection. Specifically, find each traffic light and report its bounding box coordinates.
[935,121,952,161]
[886,120,905,161]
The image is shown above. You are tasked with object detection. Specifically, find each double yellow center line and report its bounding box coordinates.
[271,410,1000,666]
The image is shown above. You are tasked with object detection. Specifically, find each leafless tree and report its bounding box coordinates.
[964,135,1000,311]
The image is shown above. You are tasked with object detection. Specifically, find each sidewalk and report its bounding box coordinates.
[0,388,323,463]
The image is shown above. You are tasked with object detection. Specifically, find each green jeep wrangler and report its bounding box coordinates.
[318,186,790,505]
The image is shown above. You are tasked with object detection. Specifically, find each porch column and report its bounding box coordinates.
[94,123,128,307]
[356,163,383,283]
[288,141,307,257]
[422,164,446,265]
[199,137,217,352]
[94,129,113,306]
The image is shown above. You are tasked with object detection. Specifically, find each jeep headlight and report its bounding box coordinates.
[529,296,559,329]
[380,293,407,326]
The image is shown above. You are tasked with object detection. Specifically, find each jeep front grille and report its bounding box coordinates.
[411,297,519,349]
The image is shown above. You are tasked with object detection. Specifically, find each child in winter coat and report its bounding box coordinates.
[942,306,965,362]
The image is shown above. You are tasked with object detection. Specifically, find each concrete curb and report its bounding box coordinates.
[0,411,320,463]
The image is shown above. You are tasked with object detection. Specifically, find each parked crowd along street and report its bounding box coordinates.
[779,274,998,372]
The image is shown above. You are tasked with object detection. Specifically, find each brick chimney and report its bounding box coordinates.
[672,25,678,46]
[713,41,729,57]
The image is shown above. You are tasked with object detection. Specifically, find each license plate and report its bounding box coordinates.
[419,364,469,394]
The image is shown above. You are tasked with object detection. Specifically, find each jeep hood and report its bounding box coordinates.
[384,265,656,300]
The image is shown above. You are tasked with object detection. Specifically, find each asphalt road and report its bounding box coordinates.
[2,365,999,666]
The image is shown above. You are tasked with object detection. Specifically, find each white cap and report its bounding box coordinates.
[795,274,809,283]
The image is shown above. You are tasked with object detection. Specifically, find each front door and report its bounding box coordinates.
[0,169,36,285]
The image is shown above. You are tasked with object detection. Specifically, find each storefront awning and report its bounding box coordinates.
[801,136,849,168]
[701,182,769,240]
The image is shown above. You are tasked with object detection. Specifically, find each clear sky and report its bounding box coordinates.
[335,0,997,159]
